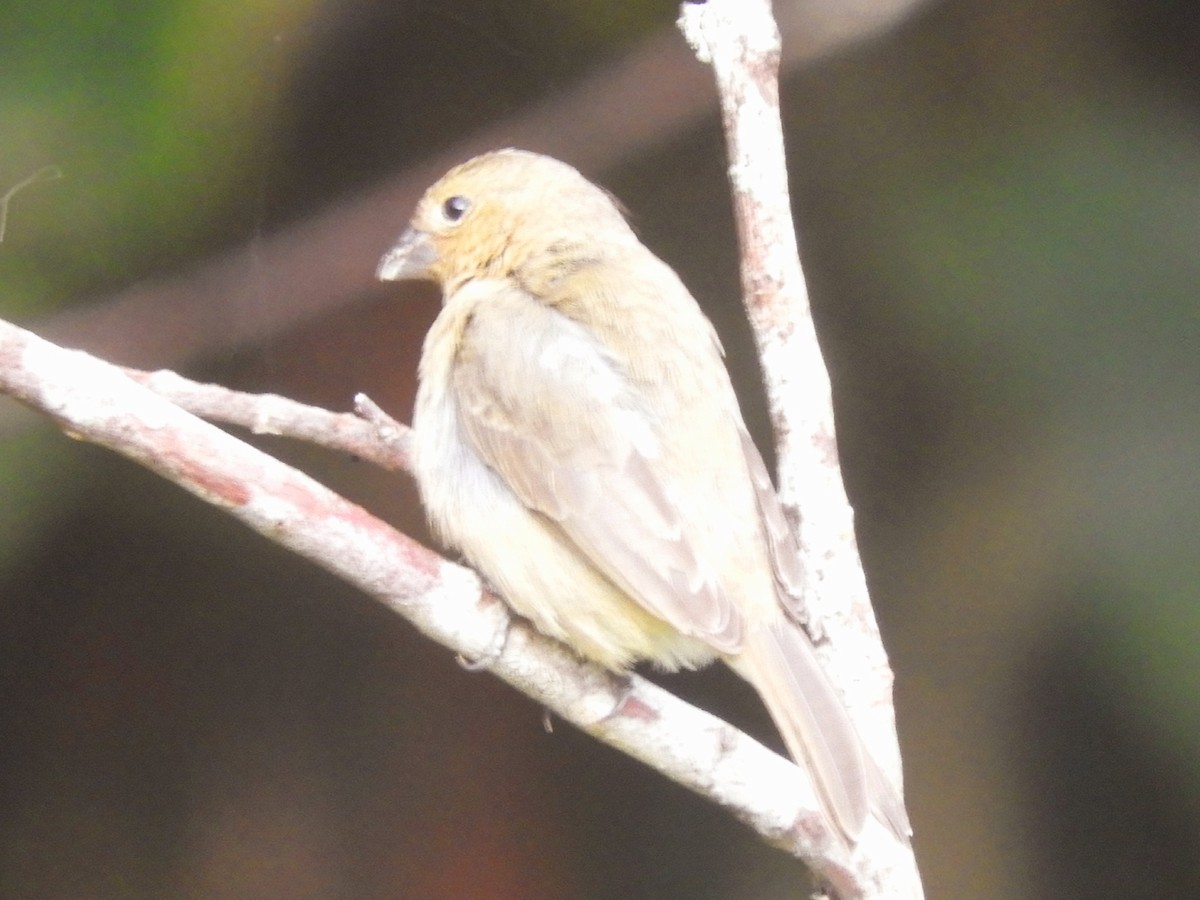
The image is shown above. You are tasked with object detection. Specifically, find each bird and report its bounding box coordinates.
[376,148,907,843]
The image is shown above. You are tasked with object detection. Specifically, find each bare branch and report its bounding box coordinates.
[122,367,412,472]
[679,0,922,895]
[0,315,857,884]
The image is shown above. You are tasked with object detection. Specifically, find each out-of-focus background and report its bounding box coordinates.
[3,1,1199,897]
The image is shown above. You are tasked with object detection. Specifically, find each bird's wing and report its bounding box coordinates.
[450,280,744,652]
[738,427,809,620]
[450,278,903,842]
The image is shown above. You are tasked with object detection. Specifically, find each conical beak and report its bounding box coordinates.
[377,228,438,281]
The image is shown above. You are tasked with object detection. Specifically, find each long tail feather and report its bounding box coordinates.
[730,620,909,842]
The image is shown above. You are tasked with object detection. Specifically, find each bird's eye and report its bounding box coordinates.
[441,195,471,223]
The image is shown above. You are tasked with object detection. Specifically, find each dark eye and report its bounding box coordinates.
[442,195,470,222]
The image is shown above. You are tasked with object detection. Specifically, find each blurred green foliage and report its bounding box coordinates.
[0,0,318,315]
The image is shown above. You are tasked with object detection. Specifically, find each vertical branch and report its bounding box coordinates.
[677,0,890,754]
[679,1,923,897]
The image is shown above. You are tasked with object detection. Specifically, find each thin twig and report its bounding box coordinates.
[123,368,412,472]
[0,166,62,243]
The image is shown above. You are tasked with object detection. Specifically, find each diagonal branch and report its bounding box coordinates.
[0,316,860,891]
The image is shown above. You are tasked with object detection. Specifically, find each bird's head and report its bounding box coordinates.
[376,149,633,295]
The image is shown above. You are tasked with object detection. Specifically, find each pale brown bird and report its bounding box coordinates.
[377,148,907,842]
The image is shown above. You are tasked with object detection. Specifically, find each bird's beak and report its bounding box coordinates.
[377,228,438,282]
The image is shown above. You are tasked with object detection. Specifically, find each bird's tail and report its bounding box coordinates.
[729,619,910,843]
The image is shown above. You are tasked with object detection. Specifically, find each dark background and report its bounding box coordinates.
[3,1,1200,896]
